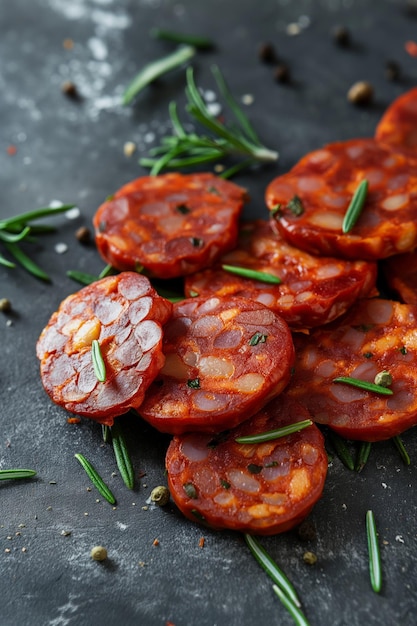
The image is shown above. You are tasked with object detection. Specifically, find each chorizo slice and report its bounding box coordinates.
[375,87,417,154]
[139,296,295,434]
[93,172,247,278]
[36,272,173,425]
[382,250,417,305]
[165,394,328,535]
[184,219,377,329]
[265,138,417,260]
[286,298,417,441]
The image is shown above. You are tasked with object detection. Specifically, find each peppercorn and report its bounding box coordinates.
[332,25,350,47]
[347,81,374,105]
[75,226,91,245]
[150,485,170,506]
[258,42,277,64]
[303,551,317,565]
[385,60,401,81]
[61,80,79,99]
[90,546,107,561]
[274,63,290,84]
[374,370,393,388]
[0,298,11,312]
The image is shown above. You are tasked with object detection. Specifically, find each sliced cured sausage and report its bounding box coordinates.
[265,138,417,261]
[36,272,173,425]
[93,172,247,278]
[286,298,417,441]
[184,219,377,329]
[375,87,417,154]
[139,296,295,434]
[165,394,328,535]
[382,250,417,305]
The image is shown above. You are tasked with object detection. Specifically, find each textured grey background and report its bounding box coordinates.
[1,1,417,625]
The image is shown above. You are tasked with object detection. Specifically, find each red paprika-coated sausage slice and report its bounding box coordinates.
[139,296,295,434]
[166,394,328,535]
[36,272,173,425]
[381,250,417,306]
[265,138,417,261]
[184,219,377,329]
[375,87,417,154]
[286,298,417,441]
[93,172,247,278]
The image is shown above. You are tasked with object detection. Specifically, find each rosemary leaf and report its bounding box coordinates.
[272,584,311,626]
[67,270,100,285]
[235,420,313,444]
[328,432,355,470]
[221,264,281,284]
[0,204,75,230]
[150,28,214,50]
[102,424,111,444]
[0,469,36,481]
[91,339,106,383]
[74,453,116,504]
[110,422,135,490]
[356,441,372,472]
[392,435,411,466]
[244,534,301,608]
[4,242,51,281]
[122,45,196,105]
[366,510,382,593]
[333,376,393,395]
[342,179,369,233]
[0,253,16,268]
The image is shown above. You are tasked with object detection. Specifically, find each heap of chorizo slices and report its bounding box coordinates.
[37,87,417,536]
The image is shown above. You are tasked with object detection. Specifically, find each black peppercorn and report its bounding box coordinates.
[332,25,350,47]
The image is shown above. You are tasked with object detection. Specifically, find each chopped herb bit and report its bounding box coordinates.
[0,469,36,481]
[92,340,106,383]
[150,28,215,50]
[270,203,282,217]
[190,237,204,247]
[123,45,196,105]
[399,346,408,355]
[373,370,392,388]
[392,435,411,466]
[353,323,374,332]
[333,376,394,395]
[222,264,281,284]
[264,461,278,468]
[363,352,373,359]
[183,482,198,499]
[191,509,206,522]
[249,332,268,346]
[366,510,382,593]
[176,204,191,214]
[106,194,115,202]
[207,185,221,195]
[189,290,199,297]
[220,479,231,489]
[235,419,312,444]
[342,179,369,233]
[187,378,201,389]
[247,463,263,474]
[286,195,304,216]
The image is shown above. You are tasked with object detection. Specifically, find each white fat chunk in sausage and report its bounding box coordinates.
[213,491,238,507]
[256,293,277,307]
[94,370,142,409]
[198,297,221,314]
[365,169,384,185]
[387,173,410,191]
[118,276,150,300]
[194,466,218,495]
[309,211,344,230]
[296,176,324,193]
[234,373,265,393]
[382,194,409,211]
[94,298,124,325]
[139,201,173,216]
[364,299,394,324]
[134,320,162,351]
[213,329,243,349]
[350,361,379,380]
[387,388,415,411]
[315,263,343,279]
[314,359,338,378]
[38,327,67,355]
[262,462,291,481]
[321,194,348,209]
[49,354,75,385]
[236,308,276,326]
[340,327,371,352]
[192,314,224,337]
[61,379,90,402]
[128,297,152,324]
[111,338,144,367]
[180,434,211,462]
[198,356,234,378]
[77,364,99,393]
[192,391,229,412]
[300,442,319,465]
[330,382,367,402]
[226,469,261,493]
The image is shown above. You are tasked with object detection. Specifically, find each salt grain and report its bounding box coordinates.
[55,242,68,254]
[66,206,81,220]
[206,102,222,117]
[241,94,254,106]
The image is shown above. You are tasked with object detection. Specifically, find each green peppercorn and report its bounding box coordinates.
[374,370,392,388]
[150,485,170,507]
[90,546,107,561]
[0,298,11,312]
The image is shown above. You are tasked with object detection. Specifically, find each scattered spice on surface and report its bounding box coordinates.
[347,81,374,105]
[332,25,351,46]
[303,551,317,565]
[258,42,277,63]
[75,226,91,245]
[91,546,107,561]
[61,530,72,536]
[67,417,81,424]
[63,38,74,49]
[153,538,160,547]
[199,537,205,548]
[150,485,170,506]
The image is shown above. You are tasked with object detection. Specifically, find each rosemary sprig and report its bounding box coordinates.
[150,28,214,50]
[0,204,75,280]
[235,420,312,444]
[328,432,355,470]
[272,584,311,626]
[91,340,106,383]
[392,435,411,466]
[139,65,278,177]
[221,264,281,284]
[74,453,116,504]
[110,422,135,490]
[356,441,372,472]
[67,264,114,286]
[333,376,393,395]
[244,534,301,608]
[342,179,369,233]
[0,469,36,481]
[366,510,382,593]
[122,45,196,105]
